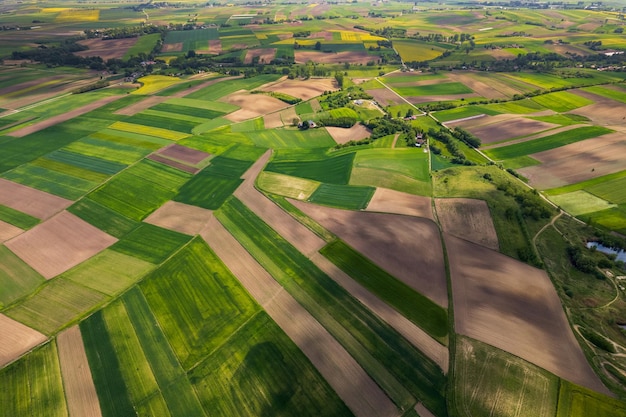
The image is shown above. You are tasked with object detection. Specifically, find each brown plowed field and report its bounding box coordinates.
[5,211,117,279]
[114,95,169,116]
[279,107,298,126]
[444,72,508,100]
[243,48,276,64]
[0,221,23,243]
[295,51,374,65]
[366,88,405,106]
[8,95,123,138]
[0,178,72,220]
[291,201,448,307]
[0,314,46,367]
[446,234,610,394]
[234,151,326,257]
[147,154,199,174]
[569,90,626,126]
[57,326,102,417]
[76,38,137,60]
[263,111,284,129]
[452,115,558,144]
[435,198,498,250]
[326,124,371,144]
[262,77,338,101]
[222,91,288,122]
[157,143,211,165]
[311,253,449,372]
[145,201,213,235]
[366,188,433,220]
[519,131,626,189]
[201,218,397,417]
[162,42,183,52]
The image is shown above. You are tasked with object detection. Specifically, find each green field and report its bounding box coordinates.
[65,136,153,165]
[245,128,336,149]
[265,152,355,184]
[44,149,127,176]
[0,245,44,308]
[111,223,190,263]
[550,191,616,216]
[163,28,220,53]
[582,86,626,104]
[321,240,448,340]
[392,39,449,61]
[434,106,500,122]
[68,198,139,238]
[217,198,447,415]
[530,91,594,112]
[174,171,243,210]
[125,112,199,134]
[557,381,626,417]
[186,74,281,101]
[2,163,99,200]
[393,82,474,97]
[150,103,225,120]
[484,126,613,161]
[124,33,161,59]
[256,171,320,200]
[0,342,67,417]
[586,175,626,205]
[308,183,375,210]
[0,205,39,229]
[353,148,430,181]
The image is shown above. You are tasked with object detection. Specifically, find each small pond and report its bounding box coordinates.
[587,242,626,262]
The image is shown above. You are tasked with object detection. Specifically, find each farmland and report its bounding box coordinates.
[3,1,626,415]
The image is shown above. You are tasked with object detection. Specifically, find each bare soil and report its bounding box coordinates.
[162,42,183,53]
[114,95,169,116]
[234,151,325,257]
[201,217,397,417]
[290,200,448,307]
[0,178,72,220]
[326,124,371,144]
[149,153,200,173]
[569,89,626,126]
[8,95,124,138]
[366,188,433,220]
[446,233,611,394]
[57,326,102,417]
[366,88,405,106]
[279,106,298,125]
[263,111,284,129]
[0,221,23,243]
[519,131,626,189]
[144,201,213,235]
[76,38,138,61]
[295,51,375,65]
[221,91,288,122]
[0,314,46,367]
[311,253,449,372]
[243,48,276,64]
[435,198,498,250]
[311,31,334,41]
[451,114,558,144]
[444,72,508,100]
[262,77,338,101]
[155,143,211,165]
[5,211,117,279]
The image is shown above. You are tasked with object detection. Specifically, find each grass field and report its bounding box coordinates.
[353,148,430,182]
[308,184,375,210]
[111,223,191,264]
[245,128,336,149]
[484,126,613,160]
[151,103,225,120]
[256,171,320,200]
[586,175,626,204]
[186,74,281,101]
[174,171,243,210]
[550,191,616,216]
[66,136,156,165]
[435,106,500,123]
[2,163,99,200]
[530,91,594,112]
[217,198,447,415]
[109,121,190,141]
[393,82,474,97]
[133,75,184,95]
[557,381,626,417]
[582,86,626,104]
[124,33,161,60]
[392,39,449,61]
[0,205,39,229]
[68,198,139,238]
[321,240,448,340]
[265,152,355,184]
[0,246,44,308]
[0,342,67,417]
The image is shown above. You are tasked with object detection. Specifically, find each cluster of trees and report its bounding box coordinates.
[319,86,371,109]
[72,80,109,94]
[365,117,415,140]
[567,245,607,279]
[84,25,165,39]
[451,127,481,148]
[11,40,106,70]
[428,128,473,165]
[493,179,554,220]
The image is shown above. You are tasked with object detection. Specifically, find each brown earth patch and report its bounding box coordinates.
[569,90,626,126]
[162,42,183,53]
[147,154,200,174]
[8,95,123,138]
[0,221,23,243]
[435,198,498,250]
[0,314,46,367]
[366,188,433,220]
[326,124,371,144]
[262,77,338,101]
[0,178,72,220]
[57,326,102,417]
[221,91,289,122]
[444,72,508,100]
[155,143,211,165]
[367,88,405,106]
[201,217,397,417]
[76,38,138,61]
[450,115,558,144]
[263,111,284,129]
[518,131,626,189]
[311,30,334,41]
[114,95,169,116]
[280,106,298,125]
[290,200,448,307]
[243,48,276,64]
[234,151,325,256]
[144,200,213,235]
[295,51,375,65]
[5,211,117,279]
[446,233,610,394]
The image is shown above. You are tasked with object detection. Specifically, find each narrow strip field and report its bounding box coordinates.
[57,326,102,417]
[0,178,71,220]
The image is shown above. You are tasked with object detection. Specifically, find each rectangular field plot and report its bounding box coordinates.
[217,199,448,415]
[65,136,153,165]
[257,172,320,200]
[87,159,191,221]
[0,205,39,230]
[0,341,68,417]
[185,74,281,101]
[163,28,219,52]
[453,336,558,417]
[45,149,127,176]
[5,278,108,335]
[393,82,473,97]
[353,148,430,182]
[62,249,154,296]
[2,164,99,200]
[550,191,617,216]
[190,311,353,417]
[109,121,190,141]
[0,245,44,307]
[174,172,242,210]
[265,152,355,185]
[124,112,199,134]
[245,127,336,149]
[68,198,139,238]
[309,184,375,210]
[531,91,593,112]
[202,155,254,177]
[140,238,260,369]
[163,97,239,113]
[91,128,171,150]
[150,103,225,120]
[111,223,191,264]
[586,176,626,204]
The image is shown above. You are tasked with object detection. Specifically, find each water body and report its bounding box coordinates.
[587,242,626,262]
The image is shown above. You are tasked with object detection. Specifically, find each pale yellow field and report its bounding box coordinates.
[133,75,183,95]
[109,121,190,141]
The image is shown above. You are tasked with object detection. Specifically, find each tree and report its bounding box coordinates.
[314,41,321,50]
